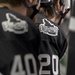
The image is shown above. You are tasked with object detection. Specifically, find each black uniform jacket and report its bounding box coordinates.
[36,13,67,75]
[0,7,40,75]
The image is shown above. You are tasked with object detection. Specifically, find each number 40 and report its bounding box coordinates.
[10,54,38,75]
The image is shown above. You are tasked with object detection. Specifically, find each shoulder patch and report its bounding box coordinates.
[39,18,59,36]
[2,13,28,34]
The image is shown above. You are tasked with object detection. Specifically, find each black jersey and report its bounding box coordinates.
[36,13,67,75]
[0,7,40,75]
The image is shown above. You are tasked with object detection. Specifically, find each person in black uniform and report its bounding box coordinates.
[33,0,67,75]
[0,0,40,75]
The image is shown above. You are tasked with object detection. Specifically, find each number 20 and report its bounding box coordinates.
[38,54,59,75]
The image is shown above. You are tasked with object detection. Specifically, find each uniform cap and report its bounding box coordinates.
[40,0,51,3]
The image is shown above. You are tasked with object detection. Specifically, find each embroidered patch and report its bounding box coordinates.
[2,13,28,34]
[39,18,59,36]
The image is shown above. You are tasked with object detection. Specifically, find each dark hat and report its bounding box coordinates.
[40,0,53,7]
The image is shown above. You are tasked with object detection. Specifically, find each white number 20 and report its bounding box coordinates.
[38,54,59,75]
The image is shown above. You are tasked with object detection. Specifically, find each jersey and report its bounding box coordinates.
[0,7,40,75]
[36,13,67,75]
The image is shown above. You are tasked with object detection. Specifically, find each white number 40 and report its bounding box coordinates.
[10,54,37,75]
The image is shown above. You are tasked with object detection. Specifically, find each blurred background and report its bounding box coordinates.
[59,0,71,74]
[60,12,70,75]
[59,0,75,74]
[60,17,69,75]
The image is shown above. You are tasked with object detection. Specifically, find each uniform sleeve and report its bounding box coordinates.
[57,27,67,59]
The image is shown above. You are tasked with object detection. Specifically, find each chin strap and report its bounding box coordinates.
[58,0,71,25]
[58,8,71,25]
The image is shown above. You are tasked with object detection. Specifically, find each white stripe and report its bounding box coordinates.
[69,17,75,32]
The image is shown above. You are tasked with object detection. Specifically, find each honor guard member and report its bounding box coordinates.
[0,0,40,75]
[33,0,67,75]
